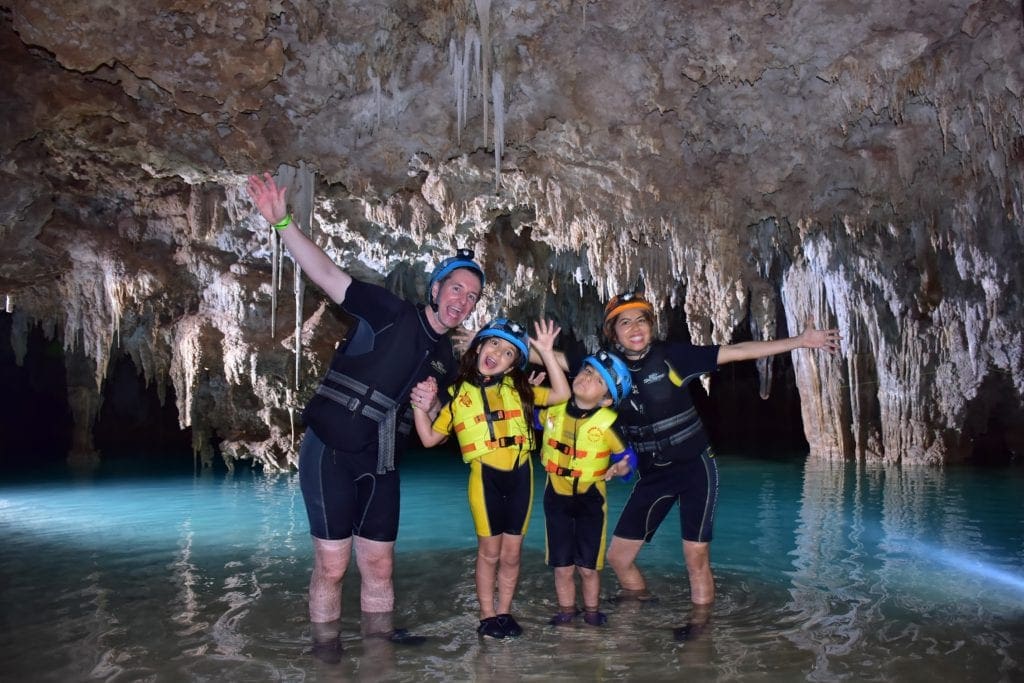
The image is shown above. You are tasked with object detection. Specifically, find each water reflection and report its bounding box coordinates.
[786,459,1024,681]
[0,456,1021,681]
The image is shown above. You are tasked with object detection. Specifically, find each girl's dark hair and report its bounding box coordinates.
[451,342,535,450]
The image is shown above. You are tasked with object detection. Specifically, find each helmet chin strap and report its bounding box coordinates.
[616,341,650,361]
[430,304,454,331]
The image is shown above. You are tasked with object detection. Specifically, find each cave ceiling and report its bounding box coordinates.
[1,0,1022,467]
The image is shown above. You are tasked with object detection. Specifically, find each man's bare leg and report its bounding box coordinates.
[309,537,352,623]
[308,537,351,663]
[353,536,395,613]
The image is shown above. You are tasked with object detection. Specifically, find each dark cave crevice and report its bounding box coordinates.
[0,313,73,466]
[0,313,194,467]
[92,352,193,459]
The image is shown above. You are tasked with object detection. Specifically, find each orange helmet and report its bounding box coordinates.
[603,292,654,341]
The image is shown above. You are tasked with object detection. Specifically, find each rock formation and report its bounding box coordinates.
[1,0,1021,467]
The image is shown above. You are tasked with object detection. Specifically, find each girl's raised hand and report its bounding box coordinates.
[529,319,562,353]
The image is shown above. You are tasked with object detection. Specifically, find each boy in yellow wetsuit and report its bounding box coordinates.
[412,318,569,639]
[539,349,636,627]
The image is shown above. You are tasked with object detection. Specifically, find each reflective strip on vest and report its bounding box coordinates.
[450,378,531,463]
[540,404,616,482]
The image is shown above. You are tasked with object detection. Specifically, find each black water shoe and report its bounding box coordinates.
[478,616,507,639]
[673,621,708,642]
[496,614,522,637]
[310,638,343,664]
[548,609,580,626]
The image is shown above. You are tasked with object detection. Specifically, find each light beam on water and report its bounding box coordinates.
[1,454,1021,681]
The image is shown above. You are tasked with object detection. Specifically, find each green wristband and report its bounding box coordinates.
[273,214,292,231]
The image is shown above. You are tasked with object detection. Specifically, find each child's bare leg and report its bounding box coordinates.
[495,533,523,615]
[553,565,577,610]
[476,535,501,618]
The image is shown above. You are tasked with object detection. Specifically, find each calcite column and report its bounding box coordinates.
[64,345,101,466]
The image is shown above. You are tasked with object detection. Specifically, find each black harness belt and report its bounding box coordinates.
[314,370,413,474]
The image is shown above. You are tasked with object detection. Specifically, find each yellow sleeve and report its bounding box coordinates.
[532,385,552,406]
[431,402,455,435]
[605,428,628,455]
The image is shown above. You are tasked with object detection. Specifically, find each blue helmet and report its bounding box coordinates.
[582,349,633,407]
[472,318,530,370]
[427,248,485,305]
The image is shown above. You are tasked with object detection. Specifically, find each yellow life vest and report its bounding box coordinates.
[540,403,617,482]
[450,377,531,463]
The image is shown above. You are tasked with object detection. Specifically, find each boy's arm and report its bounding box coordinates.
[530,319,570,404]
[605,446,638,482]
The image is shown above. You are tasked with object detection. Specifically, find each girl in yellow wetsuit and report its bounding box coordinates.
[412,317,569,639]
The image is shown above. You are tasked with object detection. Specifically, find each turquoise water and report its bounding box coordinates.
[1,452,1022,682]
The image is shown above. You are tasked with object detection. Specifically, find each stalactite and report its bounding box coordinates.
[9,309,28,365]
[170,316,204,431]
[749,279,777,400]
[475,0,492,148]
[492,70,505,193]
[368,67,383,130]
[450,28,481,146]
[275,162,317,389]
[271,229,280,337]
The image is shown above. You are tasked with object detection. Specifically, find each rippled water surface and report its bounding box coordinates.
[1,452,1022,682]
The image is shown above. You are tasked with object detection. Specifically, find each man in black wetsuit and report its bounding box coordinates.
[247,172,484,655]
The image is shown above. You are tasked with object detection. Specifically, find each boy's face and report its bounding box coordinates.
[572,365,613,409]
[476,337,519,377]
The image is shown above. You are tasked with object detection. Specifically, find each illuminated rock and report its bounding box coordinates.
[1,1,1021,466]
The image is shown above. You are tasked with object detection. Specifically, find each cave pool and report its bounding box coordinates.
[1,450,1022,682]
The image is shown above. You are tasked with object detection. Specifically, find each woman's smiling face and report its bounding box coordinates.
[613,312,652,354]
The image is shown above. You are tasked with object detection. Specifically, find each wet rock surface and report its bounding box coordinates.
[1,1,1021,466]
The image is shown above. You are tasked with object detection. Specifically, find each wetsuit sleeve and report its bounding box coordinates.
[534,407,546,431]
[606,425,638,482]
[609,447,639,482]
[339,278,407,330]
[663,340,721,377]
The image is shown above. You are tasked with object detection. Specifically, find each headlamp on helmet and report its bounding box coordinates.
[428,248,485,305]
[582,349,633,407]
[603,291,654,340]
[472,318,530,370]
